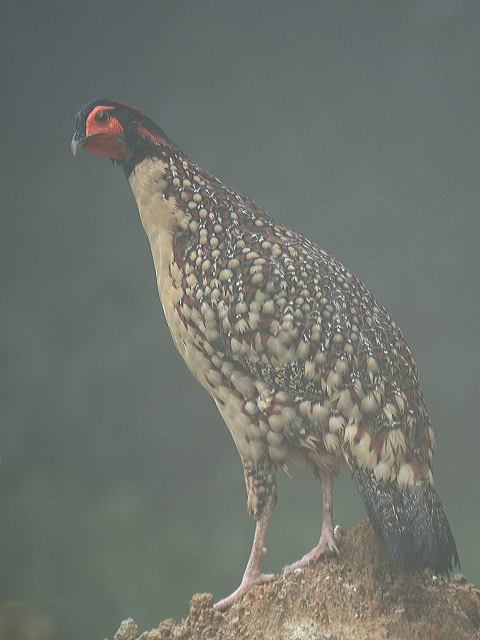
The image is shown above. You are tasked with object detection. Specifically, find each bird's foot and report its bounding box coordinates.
[214,571,275,611]
[282,524,344,575]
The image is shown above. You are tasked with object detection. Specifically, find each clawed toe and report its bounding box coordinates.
[214,572,275,611]
[329,541,339,555]
[282,546,333,575]
[282,523,343,575]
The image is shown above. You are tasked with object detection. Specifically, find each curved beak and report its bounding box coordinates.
[70,135,85,157]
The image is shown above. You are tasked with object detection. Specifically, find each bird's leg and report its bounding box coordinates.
[214,494,276,611]
[283,468,341,574]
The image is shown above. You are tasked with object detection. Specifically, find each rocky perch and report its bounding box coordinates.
[108,522,479,640]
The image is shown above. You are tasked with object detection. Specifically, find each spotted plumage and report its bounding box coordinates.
[72,99,459,609]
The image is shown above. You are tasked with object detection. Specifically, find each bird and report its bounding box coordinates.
[71,99,459,610]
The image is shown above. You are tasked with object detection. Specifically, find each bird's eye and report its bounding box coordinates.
[95,110,110,124]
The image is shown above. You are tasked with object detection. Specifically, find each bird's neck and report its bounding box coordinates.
[127,150,263,264]
[128,154,185,243]
[128,151,250,307]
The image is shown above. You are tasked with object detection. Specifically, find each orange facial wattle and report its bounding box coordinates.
[83,105,129,160]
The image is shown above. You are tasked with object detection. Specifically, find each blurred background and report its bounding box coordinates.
[1,1,479,638]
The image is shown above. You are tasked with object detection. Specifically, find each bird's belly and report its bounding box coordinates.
[159,293,288,462]
[163,299,267,460]
[159,280,214,392]
[164,301,340,473]
[152,251,339,472]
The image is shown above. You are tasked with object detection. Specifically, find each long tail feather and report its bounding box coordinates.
[353,467,459,575]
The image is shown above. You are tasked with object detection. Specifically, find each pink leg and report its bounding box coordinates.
[283,469,340,574]
[214,495,276,610]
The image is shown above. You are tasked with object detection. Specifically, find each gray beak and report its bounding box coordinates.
[70,136,85,156]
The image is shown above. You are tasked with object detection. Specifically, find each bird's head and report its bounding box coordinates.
[71,99,172,167]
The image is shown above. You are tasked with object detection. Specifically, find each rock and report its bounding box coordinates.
[113,618,140,640]
[106,522,480,640]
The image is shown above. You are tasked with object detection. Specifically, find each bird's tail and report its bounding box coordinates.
[353,467,459,575]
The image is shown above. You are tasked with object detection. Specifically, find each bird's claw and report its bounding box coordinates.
[214,572,275,611]
[282,524,342,575]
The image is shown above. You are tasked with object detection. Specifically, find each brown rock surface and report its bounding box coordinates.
[110,522,479,640]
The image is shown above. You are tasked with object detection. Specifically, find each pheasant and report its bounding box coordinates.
[71,99,459,609]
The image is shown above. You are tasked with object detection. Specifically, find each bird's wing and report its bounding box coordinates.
[199,200,434,481]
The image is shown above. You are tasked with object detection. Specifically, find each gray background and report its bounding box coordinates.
[1,1,479,639]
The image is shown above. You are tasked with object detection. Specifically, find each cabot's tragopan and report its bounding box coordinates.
[72,99,459,609]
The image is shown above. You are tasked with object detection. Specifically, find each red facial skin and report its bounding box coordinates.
[83,105,129,161]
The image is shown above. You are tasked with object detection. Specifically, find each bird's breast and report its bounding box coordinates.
[129,158,193,351]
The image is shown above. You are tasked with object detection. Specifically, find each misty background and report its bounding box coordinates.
[1,1,479,638]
